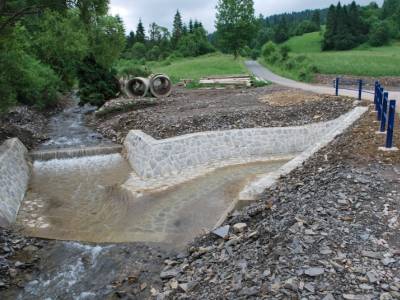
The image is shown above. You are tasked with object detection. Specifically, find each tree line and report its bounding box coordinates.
[122,10,215,63]
[323,0,400,50]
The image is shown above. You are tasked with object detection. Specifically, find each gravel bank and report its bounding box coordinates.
[154,109,400,300]
[91,86,355,143]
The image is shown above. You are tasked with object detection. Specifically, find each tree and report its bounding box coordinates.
[311,10,321,28]
[31,10,89,88]
[126,31,135,48]
[135,19,145,43]
[172,10,183,47]
[215,0,256,58]
[322,4,337,50]
[89,15,125,68]
[273,16,289,43]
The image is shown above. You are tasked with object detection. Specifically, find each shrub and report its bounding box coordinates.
[129,42,147,60]
[147,46,161,61]
[369,22,391,47]
[77,56,120,106]
[279,45,291,61]
[251,49,260,60]
[262,41,278,59]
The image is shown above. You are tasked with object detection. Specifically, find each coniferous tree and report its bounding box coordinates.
[126,31,135,49]
[189,20,194,33]
[322,4,337,50]
[273,16,289,43]
[172,10,183,47]
[311,10,321,28]
[135,19,146,43]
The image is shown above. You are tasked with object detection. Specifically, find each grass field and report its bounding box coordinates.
[267,32,400,79]
[148,53,248,83]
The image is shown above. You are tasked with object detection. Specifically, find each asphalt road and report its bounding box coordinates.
[245,60,400,107]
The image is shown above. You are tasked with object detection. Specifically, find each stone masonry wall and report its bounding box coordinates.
[0,138,30,227]
[124,110,361,180]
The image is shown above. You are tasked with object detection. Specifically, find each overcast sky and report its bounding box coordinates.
[110,0,384,34]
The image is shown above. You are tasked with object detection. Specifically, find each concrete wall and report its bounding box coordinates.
[0,138,30,227]
[124,110,358,180]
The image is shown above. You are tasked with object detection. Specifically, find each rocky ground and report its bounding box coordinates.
[1,87,399,299]
[151,108,400,300]
[90,86,355,143]
[0,106,49,149]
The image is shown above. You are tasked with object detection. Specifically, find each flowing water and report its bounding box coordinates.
[38,96,112,150]
[17,157,287,245]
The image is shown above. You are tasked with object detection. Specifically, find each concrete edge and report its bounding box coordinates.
[0,138,31,227]
[213,106,368,229]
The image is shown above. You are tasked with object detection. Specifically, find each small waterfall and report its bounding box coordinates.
[30,145,123,161]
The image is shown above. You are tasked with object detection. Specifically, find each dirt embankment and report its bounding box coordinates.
[0,107,49,149]
[91,86,355,143]
[154,109,400,299]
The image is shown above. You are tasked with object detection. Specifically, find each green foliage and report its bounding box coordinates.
[274,31,400,77]
[0,25,61,111]
[89,15,126,68]
[294,20,319,36]
[31,10,89,88]
[216,0,256,57]
[128,42,146,60]
[135,19,146,43]
[77,56,120,107]
[369,21,390,47]
[114,59,151,78]
[261,40,317,82]
[147,45,161,61]
[172,10,183,47]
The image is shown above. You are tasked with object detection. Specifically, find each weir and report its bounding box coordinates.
[0,101,368,247]
[30,145,123,161]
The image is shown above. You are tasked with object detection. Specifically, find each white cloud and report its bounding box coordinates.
[109,0,384,33]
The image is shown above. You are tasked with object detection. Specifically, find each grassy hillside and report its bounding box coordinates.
[282,32,400,77]
[148,53,248,83]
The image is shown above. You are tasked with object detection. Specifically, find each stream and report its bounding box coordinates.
[12,97,288,299]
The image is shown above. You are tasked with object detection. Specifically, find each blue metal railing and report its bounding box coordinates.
[333,77,373,100]
[374,81,397,149]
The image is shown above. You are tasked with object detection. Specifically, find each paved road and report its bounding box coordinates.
[246,61,400,106]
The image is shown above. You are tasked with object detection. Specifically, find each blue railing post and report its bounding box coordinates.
[335,77,339,96]
[380,93,388,132]
[375,83,380,111]
[386,100,396,149]
[377,87,384,121]
[358,79,363,100]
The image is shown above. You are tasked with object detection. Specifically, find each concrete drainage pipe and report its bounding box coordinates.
[149,74,172,98]
[126,77,150,97]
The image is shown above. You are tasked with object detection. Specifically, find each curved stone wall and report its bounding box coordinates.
[0,138,30,227]
[124,107,366,180]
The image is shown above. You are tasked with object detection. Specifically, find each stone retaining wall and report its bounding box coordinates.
[0,138,30,227]
[124,107,364,180]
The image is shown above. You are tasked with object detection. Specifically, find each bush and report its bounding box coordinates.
[129,42,147,60]
[147,46,161,61]
[251,49,260,60]
[262,41,278,58]
[0,25,61,111]
[77,56,120,106]
[239,46,252,58]
[369,22,391,47]
[279,45,291,61]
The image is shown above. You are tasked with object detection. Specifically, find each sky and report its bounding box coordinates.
[110,0,384,34]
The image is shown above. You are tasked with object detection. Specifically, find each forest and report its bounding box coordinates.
[0,0,399,112]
